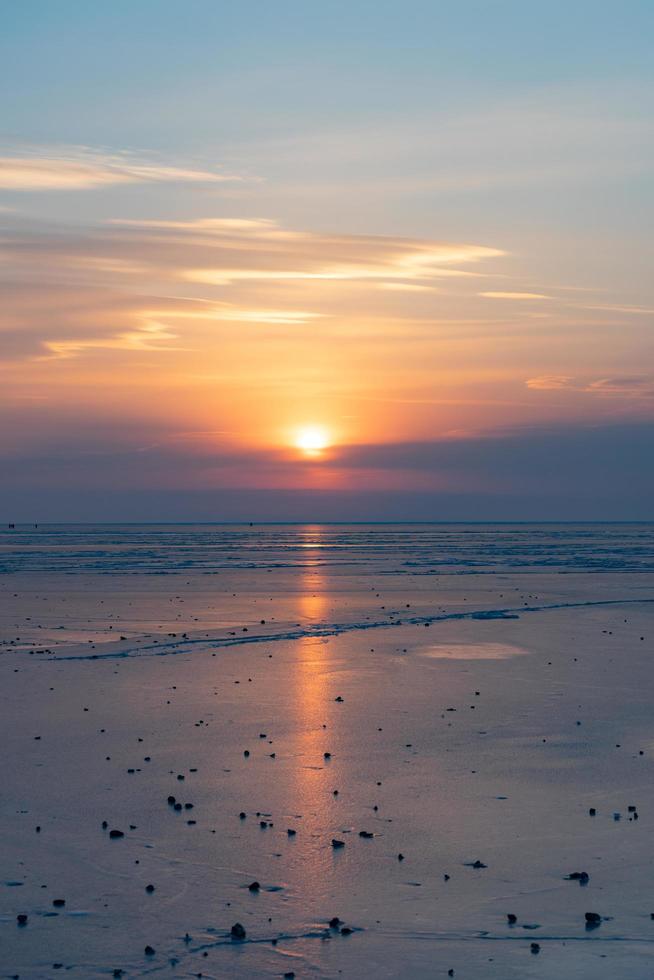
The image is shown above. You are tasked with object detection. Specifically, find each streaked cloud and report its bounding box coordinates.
[0,148,243,190]
[526,375,654,398]
[480,291,551,300]
[525,375,573,390]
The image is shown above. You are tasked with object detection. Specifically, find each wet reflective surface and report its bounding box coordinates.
[1,524,654,977]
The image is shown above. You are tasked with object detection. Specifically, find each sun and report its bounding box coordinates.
[294,425,330,456]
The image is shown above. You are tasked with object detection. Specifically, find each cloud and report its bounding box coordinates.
[525,376,574,390]
[526,375,654,398]
[0,213,507,362]
[41,320,181,359]
[480,291,551,300]
[0,149,243,190]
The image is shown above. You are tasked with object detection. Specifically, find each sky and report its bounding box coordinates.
[1,0,653,521]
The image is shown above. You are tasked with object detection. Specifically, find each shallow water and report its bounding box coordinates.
[1,523,654,978]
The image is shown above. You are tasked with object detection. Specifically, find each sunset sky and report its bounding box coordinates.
[1,1,653,520]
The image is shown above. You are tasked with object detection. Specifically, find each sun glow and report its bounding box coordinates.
[294,425,331,456]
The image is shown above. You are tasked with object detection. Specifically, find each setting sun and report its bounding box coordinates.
[294,425,330,456]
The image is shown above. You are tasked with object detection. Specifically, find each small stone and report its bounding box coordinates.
[530,942,540,954]
[585,912,601,926]
[565,871,589,884]
[331,839,345,848]
[507,914,517,924]
[109,829,124,839]
[17,914,28,925]
[248,880,260,892]
[340,926,353,936]
[231,922,246,940]
[329,917,342,928]
[145,884,155,893]
[144,945,156,956]
[52,899,65,907]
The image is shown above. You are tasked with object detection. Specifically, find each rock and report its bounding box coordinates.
[287,828,297,836]
[565,871,589,881]
[397,853,405,861]
[585,912,602,927]
[329,917,342,928]
[239,812,247,819]
[17,914,27,926]
[231,922,246,940]
[167,796,176,805]
[359,830,374,838]
[507,914,517,924]
[248,881,260,892]
[530,942,540,954]
[144,945,155,956]
[331,839,345,848]
[109,829,124,839]
[52,899,65,907]
[340,926,353,936]
[145,884,155,893]
[467,860,487,869]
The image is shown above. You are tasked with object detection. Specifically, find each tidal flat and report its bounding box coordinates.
[1,523,654,979]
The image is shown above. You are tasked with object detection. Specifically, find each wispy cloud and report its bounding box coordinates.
[525,375,573,390]
[42,320,181,358]
[0,148,244,190]
[526,375,654,398]
[480,291,551,300]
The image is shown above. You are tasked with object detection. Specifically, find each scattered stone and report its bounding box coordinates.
[231,922,246,940]
[248,881,260,892]
[145,884,155,893]
[109,829,124,839]
[507,914,517,924]
[331,839,345,849]
[329,917,342,928]
[144,945,155,956]
[530,942,540,954]
[17,914,27,926]
[565,871,589,884]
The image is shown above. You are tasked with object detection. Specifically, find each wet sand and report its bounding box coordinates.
[2,525,654,978]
